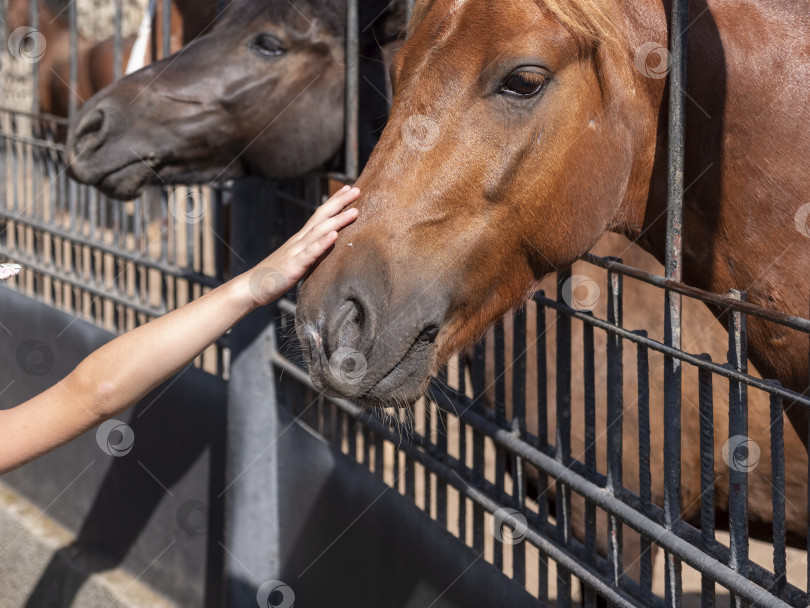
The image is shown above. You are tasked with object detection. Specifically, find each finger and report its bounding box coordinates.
[299,207,358,249]
[299,186,360,235]
[297,230,340,266]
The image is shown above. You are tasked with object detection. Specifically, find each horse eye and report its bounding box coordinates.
[499,70,547,98]
[249,33,286,57]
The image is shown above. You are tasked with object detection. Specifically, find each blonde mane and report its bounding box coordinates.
[408,0,624,52]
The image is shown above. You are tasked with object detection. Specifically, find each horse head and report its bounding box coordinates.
[295,0,670,406]
[66,0,404,199]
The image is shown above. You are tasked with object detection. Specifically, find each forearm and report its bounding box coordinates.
[68,272,255,416]
[0,273,256,474]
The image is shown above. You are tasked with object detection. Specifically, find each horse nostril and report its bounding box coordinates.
[72,109,106,156]
[327,295,375,358]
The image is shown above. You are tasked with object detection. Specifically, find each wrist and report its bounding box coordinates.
[226,272,261,315]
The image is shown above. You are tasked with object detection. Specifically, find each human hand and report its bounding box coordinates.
[0,263,21,281]
[245,186,360,306]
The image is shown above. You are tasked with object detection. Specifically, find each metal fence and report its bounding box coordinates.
[2,0,809,607]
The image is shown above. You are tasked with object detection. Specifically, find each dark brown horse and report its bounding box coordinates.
[65,0,405,200]
[295,0,810,577]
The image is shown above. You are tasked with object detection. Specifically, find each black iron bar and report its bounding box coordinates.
[535,296,550,606]
[636,333,653,606]
[583,314,597,608]
[556,269,573,607]
[271,352,795,608]
[606,259,625,592]
[768,383,786,601]
[584,254,810,335]
[344,0,359,180]
[512,307,527,587]
[534,294,810,410]
[727,290,749,608]
[698,358,716,608]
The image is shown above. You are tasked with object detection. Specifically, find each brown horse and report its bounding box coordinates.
[65,0,406,200]
[296,0,810,439]
[5,0,216,117]
[295,0,810,582]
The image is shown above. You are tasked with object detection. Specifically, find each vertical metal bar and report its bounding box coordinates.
[606,259,624,590]
[511,307,527,588]
[582,315,597,608]
[68,1,78,118]
[423,396,432,515]
[535,294,549,606]
[114,0,123,80]
[727,289,748,608]
[436,366,447,528]
[663,2,688,603]
[457,355,467,542]
[636,333,653,606]
[162,0,171,58]
[555,269,572,607]
[664,0,688,603]
[344,0,359,179]
[472,339,486,553]
[30,0,39,115]
[493,319,506,571]
[698,357,715,608]
[768,383,786,600]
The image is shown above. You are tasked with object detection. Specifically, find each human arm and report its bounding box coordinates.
[0,187,359,473]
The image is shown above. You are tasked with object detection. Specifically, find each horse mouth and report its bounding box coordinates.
[88,155,244,200]
[304,325,439,408]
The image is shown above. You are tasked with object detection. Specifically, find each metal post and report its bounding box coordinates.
[344,0,359,180]
[582,315,597,608]
[636,332,653,606]
[664,0,689,604]
[555,269,572,607]
[29,0,39,115]
[698,357,716,608]
[162,0,171,59]
[606,259,624,589]
[68,1,78,118]
[727,289,749,608]
[768,383,786,600]
[535,295,549,606]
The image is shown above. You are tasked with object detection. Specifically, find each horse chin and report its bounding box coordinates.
[94,159,162,200]
[306,336,437,409]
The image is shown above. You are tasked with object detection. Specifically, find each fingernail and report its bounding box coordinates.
[339,185,350,193]
[350,187,360,194]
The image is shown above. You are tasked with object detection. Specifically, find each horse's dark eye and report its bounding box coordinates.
[249,33,286,57]
[499,70,547,98]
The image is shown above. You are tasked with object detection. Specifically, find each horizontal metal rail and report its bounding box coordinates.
[0,106,70,126]
[585,254,810,334]
[270,348,795,608]
[0,132,66,152]
[270,350,654,608]
[534,293,810,410]
[0,210,221,288]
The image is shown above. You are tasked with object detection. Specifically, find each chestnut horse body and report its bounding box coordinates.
[296,0,810,570]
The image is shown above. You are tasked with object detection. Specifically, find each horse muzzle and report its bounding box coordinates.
[296,254,447,407]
